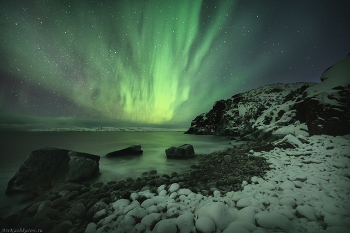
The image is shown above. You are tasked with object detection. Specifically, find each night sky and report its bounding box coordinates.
[0,0,349,130]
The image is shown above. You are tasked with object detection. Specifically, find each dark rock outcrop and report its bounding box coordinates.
[6,147,100,194]
[105,145,143,157]
[185,55,350,139]
[165,144,195,159]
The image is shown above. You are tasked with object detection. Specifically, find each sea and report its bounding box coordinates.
[0,130,242,218]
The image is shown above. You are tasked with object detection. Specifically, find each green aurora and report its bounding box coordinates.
[0,0,238,125]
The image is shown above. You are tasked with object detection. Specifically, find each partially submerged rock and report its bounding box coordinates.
[165,144,195,159]
[105,145,143,157]
[6,147,100,194]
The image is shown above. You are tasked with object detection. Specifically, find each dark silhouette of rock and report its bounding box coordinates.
[165,144,195,158]
[105,145,143,157]
[6,147,100,194]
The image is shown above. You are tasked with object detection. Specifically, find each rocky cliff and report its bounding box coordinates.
[185,55,350,140]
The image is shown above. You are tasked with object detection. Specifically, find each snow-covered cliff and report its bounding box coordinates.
[185,55,350,140]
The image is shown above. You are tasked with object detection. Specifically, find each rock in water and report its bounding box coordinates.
[105,145,143,157]
[6,147,100,194]
[165,144,195,158]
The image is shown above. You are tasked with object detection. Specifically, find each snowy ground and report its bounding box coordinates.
[85,134,350,233]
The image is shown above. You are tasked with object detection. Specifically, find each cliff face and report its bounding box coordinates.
[185,55,350,140]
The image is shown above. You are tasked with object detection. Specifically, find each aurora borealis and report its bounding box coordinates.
[0,0,349,129]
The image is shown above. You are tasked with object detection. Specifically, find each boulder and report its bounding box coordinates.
[6,147,100,194]
[106,145,143,157]
[165,144,195,159]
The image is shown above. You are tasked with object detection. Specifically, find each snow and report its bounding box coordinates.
[307,55,350,98]
[85,134,350,233]
[195,216,215,233]
[168,183,180,193]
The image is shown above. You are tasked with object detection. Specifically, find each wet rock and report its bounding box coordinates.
[6,147,100,194]
[50,198,67,209]
[86,202,107,220]
[227,176,240,185]
[50,220,73,233]
[69,203,86,219]
[25,202,41,216]
[18,217,49,229]
[35,207,59,220]
[51,182,84,194]
[20,191,39,203]
[165,144,195,158]
[106,145,143,157]
[223,155,232,163]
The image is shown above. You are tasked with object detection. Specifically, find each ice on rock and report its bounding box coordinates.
[195,216,215,233]
[112,199,130,211]
[236,198,252,209]
[213,190,221,198]
[169,183,180,193]
[153,196,167,204]
[141,199,155,208]
[178,188,192,195]
[322,202,342,215]
[166,207,179,218]
[273,134,305,148]
[141,213,161,228]
[280,180,295,190]
[252,229,267,233]
[280,197,296,207]
[296,205,317,221]
[268,158,284,168]
[236,207,258,225]
[255,211,293,232]
[260,181,275,190]
[197,202,234,231]
[222,225,250,233]
[324,213,350,228]
[123,207,148,228]
[159,190,167,196]
[326,226,350,233]
[135,223,146,232]
[225,220,257,232]
[188,192,196,199]
[123,201,139,214]
[153,219,178,233]
[146,205,158,214]
[85,222,97,233]
[176,213,195,233]
[170,192,177,199]
[278,207,296,220]
[157,184,166,193]
[231,192,249,202]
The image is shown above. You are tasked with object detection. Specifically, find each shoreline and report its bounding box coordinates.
[1,134,349,232]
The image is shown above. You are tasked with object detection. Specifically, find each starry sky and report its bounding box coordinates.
[0,0,349,130]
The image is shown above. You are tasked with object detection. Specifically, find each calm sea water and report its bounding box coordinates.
[0,131,241,217]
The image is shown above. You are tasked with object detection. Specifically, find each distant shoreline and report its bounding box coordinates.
[29,127,187,132]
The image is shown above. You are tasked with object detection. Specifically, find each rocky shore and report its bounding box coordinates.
[0,133,349,233]
[0,140,272,232]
